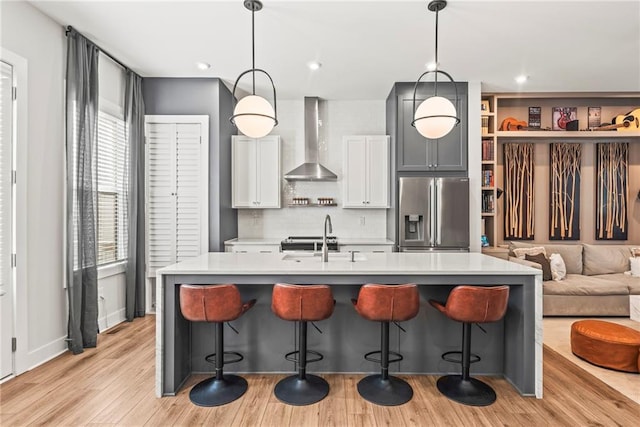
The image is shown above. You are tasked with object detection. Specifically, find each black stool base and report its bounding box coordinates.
[436,375,496,407]
[357,374,413,406]
[274,374,329,406]
[189,374,248,407]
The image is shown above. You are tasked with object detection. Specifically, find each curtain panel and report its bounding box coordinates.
[125,72,146,320]
[65,30,99,354]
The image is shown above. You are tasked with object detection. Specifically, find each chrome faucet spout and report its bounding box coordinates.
[322,214,333,262]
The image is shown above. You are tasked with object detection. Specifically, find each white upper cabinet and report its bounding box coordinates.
[343,135,390,208]
[232,135,280,208]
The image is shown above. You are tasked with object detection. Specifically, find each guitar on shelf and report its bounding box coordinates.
[594,109,640,131]
[499,117,551,131]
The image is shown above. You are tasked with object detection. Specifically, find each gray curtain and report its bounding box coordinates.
[125,71,146,320]
[65,30,99,354]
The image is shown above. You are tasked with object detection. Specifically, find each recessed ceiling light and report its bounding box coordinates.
[515,75,528,84]
[426,62,438,71]
[196,62,211,70]
[308,61,322,71]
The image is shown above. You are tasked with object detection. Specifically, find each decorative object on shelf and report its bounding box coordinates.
[595,109,640,132]
[411,0,460,139]
[528,107,541,129]
[291,197,309,205]
[588,107,601,129]
[481,100,491,113]
[596,142,628,240]
[317,197,334,205]
[550,143,581,240]
[552,107,577,131]
[481,235,490,247]
[230,0,278,138]
[504,143,534,240]
[499,117,529,131]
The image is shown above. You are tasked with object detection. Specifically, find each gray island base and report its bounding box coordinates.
[155,252,542,399]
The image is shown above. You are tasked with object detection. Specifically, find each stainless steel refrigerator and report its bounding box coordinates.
[398,177,469,252]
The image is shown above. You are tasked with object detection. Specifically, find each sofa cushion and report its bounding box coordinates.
[583,244,633,276]
[542,274,629,296]
[525,253,552,281]
[593,273,640,295]
[509,242,583,275]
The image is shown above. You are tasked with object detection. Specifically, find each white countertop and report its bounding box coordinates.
[224,237,394,246]
[157,252,541,276]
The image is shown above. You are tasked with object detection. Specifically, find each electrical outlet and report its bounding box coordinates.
[359,216,366,226]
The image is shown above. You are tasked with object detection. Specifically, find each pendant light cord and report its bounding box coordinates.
[434,7,439,94]
[252,6,256,95]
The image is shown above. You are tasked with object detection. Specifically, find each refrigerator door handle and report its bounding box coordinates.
[435,179,441,245]
[429,179,436,246]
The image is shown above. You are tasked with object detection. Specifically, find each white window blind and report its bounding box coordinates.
[96,111,128,265]
[0,61,13,291]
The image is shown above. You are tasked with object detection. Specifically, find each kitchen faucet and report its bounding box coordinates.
[322,214,333,262]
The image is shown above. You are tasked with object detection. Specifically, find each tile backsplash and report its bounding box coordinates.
[237,99,389,239]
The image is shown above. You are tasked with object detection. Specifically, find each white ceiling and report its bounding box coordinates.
[28,0,640,100]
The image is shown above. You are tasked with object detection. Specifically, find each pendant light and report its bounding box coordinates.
[230,0,278,138]
[411,0,460,139]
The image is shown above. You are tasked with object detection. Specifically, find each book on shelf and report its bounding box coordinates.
[481,170,494,187]
[481,139,494,161]
[482,193,495,213]
[528,107,541,129]
[481,116,489,135]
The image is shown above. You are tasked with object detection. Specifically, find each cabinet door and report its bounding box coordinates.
[366,136,390,207]
[232,136,257,208]
[343,136,367,207]
[256,136,280,208]
[398,96,430,171]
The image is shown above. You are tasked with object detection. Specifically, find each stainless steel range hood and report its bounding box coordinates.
[284,97,338,181]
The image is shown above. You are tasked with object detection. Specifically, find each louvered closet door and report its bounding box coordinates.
[146,122,176,272]
[146,116,208,277]
[174,123,202,262]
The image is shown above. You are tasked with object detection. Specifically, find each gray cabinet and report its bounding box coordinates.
[388,82,468,173]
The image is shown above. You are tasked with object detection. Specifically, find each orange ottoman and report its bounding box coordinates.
[570,320,640,373]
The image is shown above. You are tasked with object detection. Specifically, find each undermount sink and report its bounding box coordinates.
[281,252,367,262]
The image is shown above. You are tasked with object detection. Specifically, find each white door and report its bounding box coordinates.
[366,136,390,208]
[0,60,14,379]
[343,136,367,207]
[256,136,280,208]
[232,136,257,208]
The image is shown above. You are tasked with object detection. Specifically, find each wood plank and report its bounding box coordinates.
[1,315,638,427]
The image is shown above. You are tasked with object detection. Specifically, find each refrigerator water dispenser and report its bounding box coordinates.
[404,214,423,241]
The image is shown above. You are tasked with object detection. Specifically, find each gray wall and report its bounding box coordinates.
[142,78,237,251]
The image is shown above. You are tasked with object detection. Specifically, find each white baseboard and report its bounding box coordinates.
[23,336,68,374]
[98,308,126,332]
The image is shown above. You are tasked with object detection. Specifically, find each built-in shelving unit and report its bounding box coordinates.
[480,95,497,249]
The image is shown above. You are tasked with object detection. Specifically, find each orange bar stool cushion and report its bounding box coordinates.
[353,283,420,322]
[271,283,334,322]
[571,320,640,373]
[180,284,255,323]
[429,285,509,323]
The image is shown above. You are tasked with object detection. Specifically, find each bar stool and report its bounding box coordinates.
[271,283,335,406]
[179,284,256,407]
[352,283,419,406]
[429,285,509,407]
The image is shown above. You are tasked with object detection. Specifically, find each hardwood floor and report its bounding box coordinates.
[1,315,638,426]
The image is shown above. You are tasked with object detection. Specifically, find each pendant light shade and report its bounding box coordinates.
[411,0,460,140]
[230,0,278,138]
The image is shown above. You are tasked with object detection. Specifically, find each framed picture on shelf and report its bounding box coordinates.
[588,107,601,129]
[481,100,491,113]
[528,106,541,129]
[552,107,577,131]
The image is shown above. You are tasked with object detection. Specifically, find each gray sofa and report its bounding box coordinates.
[508,242,640,316]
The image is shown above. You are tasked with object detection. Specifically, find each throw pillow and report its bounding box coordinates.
[631,247,640,257]
[549,253,567,281]
[513,246,547,260]
[630,257,640,277]
[525,253,552,281]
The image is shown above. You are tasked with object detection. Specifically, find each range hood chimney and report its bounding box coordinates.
[284,97,338,181]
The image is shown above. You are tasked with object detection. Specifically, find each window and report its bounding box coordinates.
[96,111,128,265]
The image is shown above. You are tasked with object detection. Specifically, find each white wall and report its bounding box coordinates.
[238,100,390,238]
[0,1,126,373]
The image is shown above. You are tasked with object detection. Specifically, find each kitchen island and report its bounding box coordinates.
[156,252,542,398]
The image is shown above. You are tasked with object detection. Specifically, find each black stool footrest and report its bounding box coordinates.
[442,350,480,365]
[285,349,323,365]
[364,350,403,365]
[205,351,244,366]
